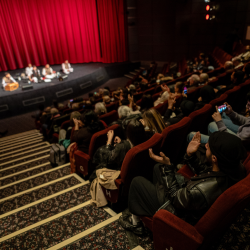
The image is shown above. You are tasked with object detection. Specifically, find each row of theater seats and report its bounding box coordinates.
[70,77,250,201]
[212,46,233,68]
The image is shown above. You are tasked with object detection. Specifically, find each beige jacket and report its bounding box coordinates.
[90,168,120,207]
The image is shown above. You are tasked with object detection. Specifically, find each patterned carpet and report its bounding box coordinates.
[60,220,154,250]
[0,166,71,199]
[0,176,81,215]
[0,151,50,170]
[0,156,50,178]
[0,184,91,237]
[0,163,52,187]
[0,138,43,154]
[0,146,50,164]
[0,205,111,250]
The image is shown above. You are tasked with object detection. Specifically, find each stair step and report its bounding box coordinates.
[0,163,52,187]
[0,130,39,142]
[0,138,44,153]
[0,134,43,148]
[124,74,134,79]
[0,150,50,170]
[0,145,50,163]
[0,155,50,177]
[0,201,112,249]
[0,174,83,216]
[135,69,141,72]
[0,182,90,238]
[0,164,71,199]
[0,142,49,158]
[140,67,145,70]
[130,72,137,75]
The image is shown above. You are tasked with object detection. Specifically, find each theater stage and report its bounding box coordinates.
[0,62,140,119]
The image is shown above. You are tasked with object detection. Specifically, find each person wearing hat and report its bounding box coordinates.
[119,131,246,235]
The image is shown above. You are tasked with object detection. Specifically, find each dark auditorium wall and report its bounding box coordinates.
[126,0,250,64]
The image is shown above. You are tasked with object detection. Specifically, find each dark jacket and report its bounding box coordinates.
[157,152,246,224]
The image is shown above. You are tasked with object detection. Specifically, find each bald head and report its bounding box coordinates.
[200,73,209,83]
[224,61,233,70]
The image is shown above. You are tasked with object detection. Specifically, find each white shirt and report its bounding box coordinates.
[25,67,33,76]
[2,76,16,87]
[62,63,72,71]
[42,67,54,76]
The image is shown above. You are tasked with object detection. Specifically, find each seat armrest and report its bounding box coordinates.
[74,151,91,176]
[153,209,203,250]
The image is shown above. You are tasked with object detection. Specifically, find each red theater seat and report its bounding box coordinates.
[209,94,228,108]
[188,104,213,134]
[106,102,118,113]
[73,124,122,176]
[141,160,250,250]
[101,133,163,203]
[153,100,168,115]
[99,110,119,126]
[161,117,192,164]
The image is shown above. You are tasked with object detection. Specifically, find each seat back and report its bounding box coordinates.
[187,86,202,103]
[144,87,155,96]
[88,124,122,159]
[224,86,241,112]
[120,133,163,196]
[152,92,161,101]
[161,117,192,164]
[63,108,73,115]
[188,104,213,134]
[99,110,119,126]
[153,100,168,115]
[209,94,228,108]
[133,92,143,102]
[53,114,70,127]
[106,102,117,113]
[61,120,70,130]
[195,164,250,247]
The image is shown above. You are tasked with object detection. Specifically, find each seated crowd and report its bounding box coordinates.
[33,48,250,239]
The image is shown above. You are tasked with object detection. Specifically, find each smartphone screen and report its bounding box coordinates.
[184,87,188,94]
[94,92,97,95]
[218,105,227,113]
[70,99,73,102]
[82,105,85,108]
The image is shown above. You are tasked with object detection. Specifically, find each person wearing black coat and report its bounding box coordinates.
[119,131,246,235]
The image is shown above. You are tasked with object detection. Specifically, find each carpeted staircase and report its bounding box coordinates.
[0,130,153,250]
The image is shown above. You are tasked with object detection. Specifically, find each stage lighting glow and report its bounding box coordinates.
[206,14,210,20]
[206,5,210,11]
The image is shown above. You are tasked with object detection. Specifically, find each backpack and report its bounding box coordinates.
[49,143,66,167]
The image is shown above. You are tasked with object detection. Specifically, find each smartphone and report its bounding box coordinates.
[70,99,73,102]
[218,104,227,113]
[94,92,97,95]
[82,105,85,108]
[184,87,188,94]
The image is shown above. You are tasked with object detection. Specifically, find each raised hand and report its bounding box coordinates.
[186,132,201,157]
[107,130,114,144]
[149,148,171,165]
[212,106,222,122]
[224,102,233,115]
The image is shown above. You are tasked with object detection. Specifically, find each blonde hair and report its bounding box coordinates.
[142,108,166,133]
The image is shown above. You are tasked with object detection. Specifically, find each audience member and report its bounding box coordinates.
[119,131,246,235]
[141,108,166,135]
[188,74,200,90]
[232,57,244,69]
[199,73,209,85]
[164,95,194,126]
[140,94,154,114]
[95,102,107,116]
[71,111,105,154]
[194,85,216,111]
[90,119,146,182]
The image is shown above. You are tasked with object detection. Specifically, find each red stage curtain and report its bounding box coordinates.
[0,0,127,72]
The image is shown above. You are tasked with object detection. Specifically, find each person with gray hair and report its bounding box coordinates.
[95,102,107,116]
[188,74,200,90]
[118,106,132,119]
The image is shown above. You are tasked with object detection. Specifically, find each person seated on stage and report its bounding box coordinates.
[25,63,33,77]
[62,60,74,74]
[29,65,41,83]
[119,131,246,235]
[2,73,16,89]
[42,64,56,79]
